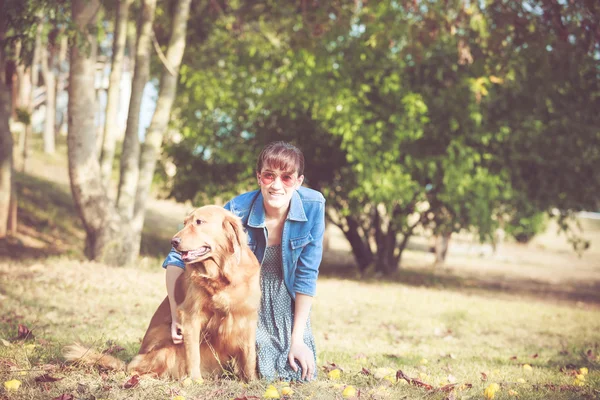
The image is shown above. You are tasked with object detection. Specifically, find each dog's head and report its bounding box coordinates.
[171,206,245,278]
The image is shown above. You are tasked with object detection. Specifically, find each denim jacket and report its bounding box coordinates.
[162,186,326,299]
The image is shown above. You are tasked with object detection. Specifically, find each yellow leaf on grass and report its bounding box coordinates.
[373,367,396,384]
[508,389,519,397]
[4,379,22,391]
[281,386,294,395]
[173,396,185,400]
[194,377,204,385]
[522,364,532,372]
[24,343,36,350]
[484,383,500,400]
[579,367,588,375]
[264,385,280,399]
[182,378,192,387]
[342,385,357,398]
[327,369,341,380]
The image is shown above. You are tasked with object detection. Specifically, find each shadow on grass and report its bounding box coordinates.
[0,172,176,261]
[319,253,600,305]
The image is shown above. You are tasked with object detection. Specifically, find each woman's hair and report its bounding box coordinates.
[256,141,305,176]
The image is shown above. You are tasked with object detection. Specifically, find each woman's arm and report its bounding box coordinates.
[166,265,185,344]
[288,293,315,380]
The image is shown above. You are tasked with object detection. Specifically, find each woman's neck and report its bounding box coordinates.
[264,204,289,222]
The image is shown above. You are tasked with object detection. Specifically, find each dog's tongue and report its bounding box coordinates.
[182,247,209,261]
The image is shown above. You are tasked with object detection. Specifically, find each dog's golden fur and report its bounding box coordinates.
[64,206,261,381]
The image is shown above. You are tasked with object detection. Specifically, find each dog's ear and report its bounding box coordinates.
[223,214,245,264]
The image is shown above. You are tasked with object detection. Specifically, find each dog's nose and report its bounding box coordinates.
[171,237,181,249]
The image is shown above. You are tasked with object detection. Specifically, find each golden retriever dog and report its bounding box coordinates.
[64,206,261,381]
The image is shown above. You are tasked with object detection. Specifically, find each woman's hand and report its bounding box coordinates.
[288,338,315,380]
[171,319,183,344]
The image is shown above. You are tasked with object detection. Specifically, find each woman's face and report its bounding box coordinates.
[257,165,304,213]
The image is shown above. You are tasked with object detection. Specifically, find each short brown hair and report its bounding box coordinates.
[256,141,305,176]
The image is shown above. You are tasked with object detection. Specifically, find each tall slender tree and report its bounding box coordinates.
[100,0,133,188]
[68,0,131,263]
[131,0,192,255]
[0,15,14,238]
[117,0,157,217]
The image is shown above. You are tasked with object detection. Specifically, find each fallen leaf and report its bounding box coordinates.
[510,356,517,360]
[435,384,458,393]
[531,353,538,358]
[342,385,357,398]
[1,339,11,347]
[280,386,294,396]
[579,367,588,375]
[17,324,34,340]
[263,384,280,399]
[35,374,63,383]
[360,367,371,376]
[508,389,519,397]
[233,396,260,400]
[327,369,341,380]
[122,374,140,389]
[4,379,22,391]
[484,383,500,400]
[173,396,185,400]
[52,395,74,400]
[396,369,433,390]
[322,362,343,373]
[481,372,488,381]
[522,364,533,372]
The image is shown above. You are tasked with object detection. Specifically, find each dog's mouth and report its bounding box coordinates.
[180,246,211,263]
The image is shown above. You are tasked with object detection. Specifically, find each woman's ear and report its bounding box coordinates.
[296,175,304,188]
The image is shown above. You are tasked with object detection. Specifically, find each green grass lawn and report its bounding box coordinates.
[1,145,599,399]
[0,257,598,399]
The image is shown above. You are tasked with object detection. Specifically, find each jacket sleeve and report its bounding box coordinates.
[293,200,325,296]
[162,247,185,269]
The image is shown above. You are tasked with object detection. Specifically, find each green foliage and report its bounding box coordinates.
[505,209,548,244]
[162,0,599,272]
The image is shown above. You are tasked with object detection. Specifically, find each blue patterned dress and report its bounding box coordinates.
[255,245,317,381]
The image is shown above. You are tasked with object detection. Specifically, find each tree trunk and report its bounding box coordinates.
[341,216,373,271]
[69,0,130,264]
[130,0,192,258]
[374,228,398,275]
[433,231,451,267]
[21,21,43,171]
[40,37,56,154]
[55,33,68,135]
[100,0,132,188]
[0,37,14,238]
[117,0,157,218]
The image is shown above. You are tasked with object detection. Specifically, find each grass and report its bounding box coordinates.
[0,258,599,399]
[1,142,599,399]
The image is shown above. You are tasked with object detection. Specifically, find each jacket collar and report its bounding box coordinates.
[248,189,308,228]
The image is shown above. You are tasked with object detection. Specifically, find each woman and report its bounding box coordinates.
[162,141,325,381]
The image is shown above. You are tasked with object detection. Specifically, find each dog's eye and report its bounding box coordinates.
[196,219,205,225]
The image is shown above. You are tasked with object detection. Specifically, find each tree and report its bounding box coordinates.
[0,12,14,238]
[117,0,157,217]
[68,0,128,262]
[130,0,192,256]
[100,0,133,187]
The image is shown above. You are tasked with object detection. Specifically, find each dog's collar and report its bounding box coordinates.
[248,190,308,228]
